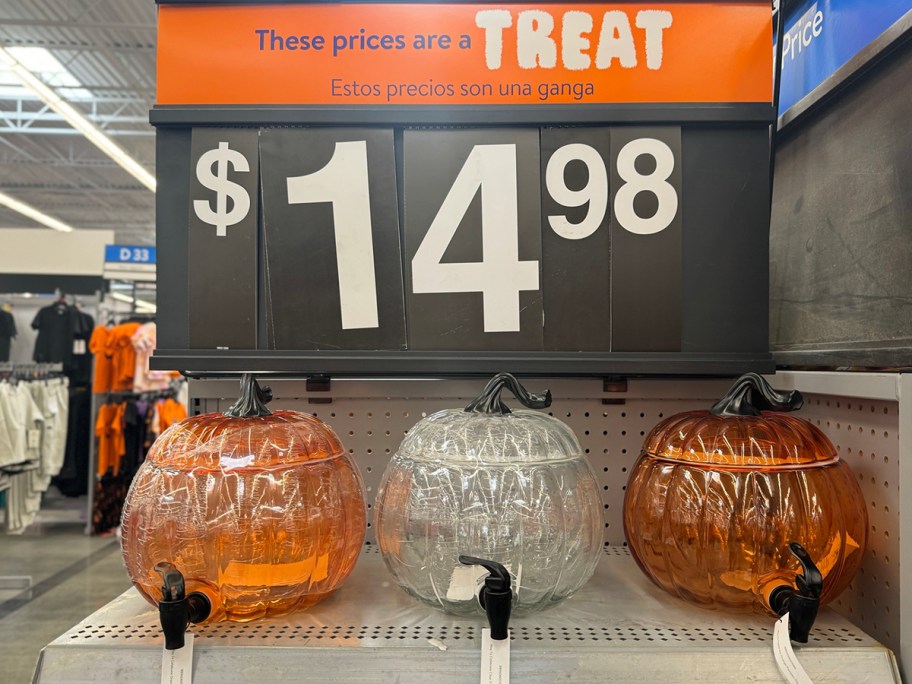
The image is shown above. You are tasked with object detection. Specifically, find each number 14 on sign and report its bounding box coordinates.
[285,134,679,333]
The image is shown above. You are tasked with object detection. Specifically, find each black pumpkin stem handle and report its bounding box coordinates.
[465,372,551,415]
[710,372,803,417]
[223,374,273,418]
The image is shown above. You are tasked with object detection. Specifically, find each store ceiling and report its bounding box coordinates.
[0,0,156,246]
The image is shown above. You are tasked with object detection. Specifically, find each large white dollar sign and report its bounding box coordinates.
[193,141,251,237]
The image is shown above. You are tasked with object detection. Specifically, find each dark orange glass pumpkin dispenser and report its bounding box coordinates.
[624,373,868,640]
[121,375,367,644]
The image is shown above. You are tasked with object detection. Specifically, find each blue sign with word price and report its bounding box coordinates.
[779,0,912,115]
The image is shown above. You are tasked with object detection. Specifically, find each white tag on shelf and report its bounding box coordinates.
[27,429,41,450]
[161,632,194,684]
[480,628,510,684]
[773,613,813,684]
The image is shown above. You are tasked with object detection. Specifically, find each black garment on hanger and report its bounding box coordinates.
[53,387,92,497]
[0,309,16,362]
[69,309,95,389]
[32,301,77,364]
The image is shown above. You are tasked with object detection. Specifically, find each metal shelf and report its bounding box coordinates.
[34,547,899,683]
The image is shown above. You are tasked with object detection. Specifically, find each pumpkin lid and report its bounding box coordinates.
[397,373,582,464]
[147,375,345,470]
[642,373,837,468]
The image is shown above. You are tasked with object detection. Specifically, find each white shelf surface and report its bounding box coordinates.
[34,547,900,683]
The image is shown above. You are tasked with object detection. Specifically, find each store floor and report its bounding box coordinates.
[0,492,131,684]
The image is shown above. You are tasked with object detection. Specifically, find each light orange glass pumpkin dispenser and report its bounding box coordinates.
[623,373,867,641]
[121,375,366,647]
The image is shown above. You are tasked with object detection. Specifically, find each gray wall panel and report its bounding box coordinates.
[770,42,912,362]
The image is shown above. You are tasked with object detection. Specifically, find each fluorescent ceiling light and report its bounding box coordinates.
[109,291,157,314]
[0,190,74,232]
[0,46,156,192]
[2,47,93,99]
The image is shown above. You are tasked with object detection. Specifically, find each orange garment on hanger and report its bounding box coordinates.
[156,398,188,433]
[111,402,127,475]
[89,325,114,393]
[96,401,128,476]
[95,403,118,476]
[110,322,142,391]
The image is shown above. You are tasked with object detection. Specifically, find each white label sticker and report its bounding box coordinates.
[447,564,487,601]
[480,628,510,684]
[773,613,813,684]
[161,632,194,684]
[446,563,517,602]
[27,429,41,450]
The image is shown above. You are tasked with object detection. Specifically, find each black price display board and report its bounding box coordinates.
[152,0,776,376]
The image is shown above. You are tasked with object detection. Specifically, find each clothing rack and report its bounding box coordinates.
[0,362,68,533]
[0,363,64,378]
[85,382,183,534]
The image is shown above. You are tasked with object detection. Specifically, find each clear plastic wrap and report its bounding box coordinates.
[121,376,366,622]
[375,373,603,616]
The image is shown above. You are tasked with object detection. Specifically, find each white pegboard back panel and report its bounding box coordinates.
[794,393,900,658]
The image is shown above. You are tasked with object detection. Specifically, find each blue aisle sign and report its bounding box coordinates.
[105,245,156,264]
[103,245,156,281]
[779,0,912,114]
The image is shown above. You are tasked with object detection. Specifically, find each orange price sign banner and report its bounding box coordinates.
[157,3,772,106]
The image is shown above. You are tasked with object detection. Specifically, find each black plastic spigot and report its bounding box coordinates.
[458,556,512,641]
[154,562,211,650]
[768,542,823,643]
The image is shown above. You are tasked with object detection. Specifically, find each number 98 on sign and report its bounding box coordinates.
[189,126,683,353]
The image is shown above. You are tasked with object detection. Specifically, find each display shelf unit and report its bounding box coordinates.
[33,547,900,683]
[35,372,907,682]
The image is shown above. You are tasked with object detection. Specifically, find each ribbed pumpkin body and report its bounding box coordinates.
[375,376,603,616]
[121,409,366,622]
[624,409,867,614]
